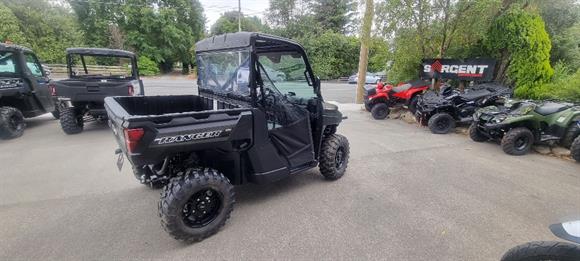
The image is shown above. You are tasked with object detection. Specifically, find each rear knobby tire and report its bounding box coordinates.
[0,106,25,139]
[501,127,534,156]
[159,168,235,242]
[364,103,371,112]
[428,113,455,134]
[319,134,350,180]
[371,103,389,120]
[59,107,83,134]
[571,136,580,162]
[469,123,488,142]
[500,241,580,261]
[561,122,580,148]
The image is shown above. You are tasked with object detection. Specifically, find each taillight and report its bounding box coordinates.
[124,128,144,153]
[49,84,56,96]
[128,84,134,96]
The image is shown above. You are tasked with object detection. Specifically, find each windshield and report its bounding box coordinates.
[0,51,19,75]
[69,54,134,79]
[257,51,316,99]
[197,50,251,97]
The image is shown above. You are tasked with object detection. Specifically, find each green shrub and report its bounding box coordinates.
[137,56,160,76]
[534,64,580,102]
[486,7,554,98]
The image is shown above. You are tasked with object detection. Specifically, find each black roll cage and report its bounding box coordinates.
[65,48,140,81]
[196,33,322,107]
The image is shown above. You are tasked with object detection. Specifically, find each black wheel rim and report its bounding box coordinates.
[8,114,23,131]
[515,136,529,151]
[437,118,449,131]
[182,189,222,228]
[377,108,387,118]
[335,147,345,169]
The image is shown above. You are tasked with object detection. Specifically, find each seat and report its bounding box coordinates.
[534,102,570,115]
[459,89,491,101]
[391,83,412,93]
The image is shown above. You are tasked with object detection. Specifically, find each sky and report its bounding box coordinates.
[200,0,270,30]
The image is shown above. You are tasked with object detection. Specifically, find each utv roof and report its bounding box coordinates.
[195,32,305,53]
[0,43,33,53]
[66,48,136,57]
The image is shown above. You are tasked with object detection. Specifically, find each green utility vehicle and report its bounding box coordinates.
[470,100,580,162]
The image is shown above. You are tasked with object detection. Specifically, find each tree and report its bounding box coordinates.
[356,0,374,104]
[300,32,359,79]
[551,23,580,71]
[266,0,297,28]
[309,0,357,34]
[3,0,84,63]
[210,11,268,36]
[0,2,26,44]
[486,6,553,98]
[536,0,580,65]
[101,0,205,73]
[375,0,502,82]
[69,0,119,48]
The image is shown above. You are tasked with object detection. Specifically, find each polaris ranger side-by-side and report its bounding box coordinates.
[53,48,144,134]
[0,43,55,139]
[104,32,350,242]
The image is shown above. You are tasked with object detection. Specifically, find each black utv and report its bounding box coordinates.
[53,48,144,134]
[0,43,56,139]
[104,32,350,242]
[415,83,511,134]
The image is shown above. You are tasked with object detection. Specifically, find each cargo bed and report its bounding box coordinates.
[104,95,253,166]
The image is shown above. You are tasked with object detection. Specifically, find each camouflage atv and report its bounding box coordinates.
[470,100,580,162]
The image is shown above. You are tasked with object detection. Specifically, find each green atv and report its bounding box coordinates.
[470,100,580,162]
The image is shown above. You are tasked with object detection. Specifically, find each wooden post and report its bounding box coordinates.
[355,0,374,104]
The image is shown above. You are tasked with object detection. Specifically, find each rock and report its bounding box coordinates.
[388,110,403,120]
[551,146,571,157]
[400,111,417,124]
[455,127,468,135]
[533,145,551,155]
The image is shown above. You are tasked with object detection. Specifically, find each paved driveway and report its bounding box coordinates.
[0,81,579,260]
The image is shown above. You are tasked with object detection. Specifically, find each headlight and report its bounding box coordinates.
[492,115,507,123]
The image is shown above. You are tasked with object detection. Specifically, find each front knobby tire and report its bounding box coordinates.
[500,241,580,261]
[469,123,488,142]
[0,106,25,139]
[319,134,350,180]
[59,107,83,134]
[501,127,534,156]
[428,113,455,134]
[408,95,419,114]
[371,103,390,120]
[159,168,235,242]
[571,136,580,162]
[364,103,371,112]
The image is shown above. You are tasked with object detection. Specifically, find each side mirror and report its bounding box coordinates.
[314,76,321,94]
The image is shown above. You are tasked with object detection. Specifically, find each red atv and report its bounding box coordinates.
[364,79,430,119]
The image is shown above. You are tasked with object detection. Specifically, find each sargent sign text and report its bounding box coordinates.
[421,59,496,81]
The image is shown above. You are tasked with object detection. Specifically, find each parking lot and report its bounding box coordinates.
[1,79,579,260]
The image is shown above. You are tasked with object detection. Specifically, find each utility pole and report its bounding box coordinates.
[238,0,242,32]
[356,0,374,104]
